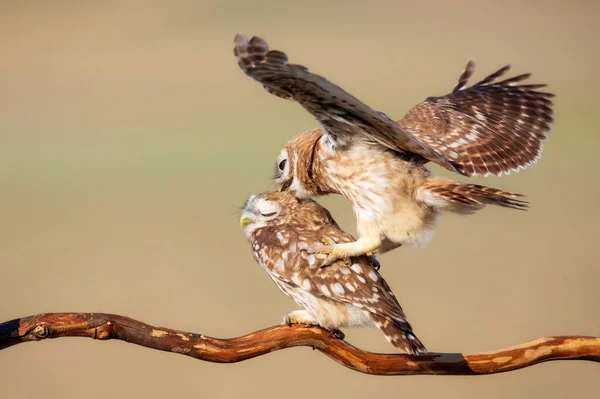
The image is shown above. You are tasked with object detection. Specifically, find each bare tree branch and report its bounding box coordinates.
[0,313,597,375]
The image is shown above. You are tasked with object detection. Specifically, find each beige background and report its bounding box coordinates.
[1,1,598,397]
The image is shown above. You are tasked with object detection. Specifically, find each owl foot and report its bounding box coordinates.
[307,246,351,267]
[369,257,381,271]
[283,310,318,327]
[327,328,345,340]
[364,251,381,270]
[307,236,351,267]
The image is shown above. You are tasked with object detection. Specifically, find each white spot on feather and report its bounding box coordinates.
[331,282,345,295]
[302,279,312,290]
[449,138,468,148]
[368,270,378,282]
[276,259,285,272]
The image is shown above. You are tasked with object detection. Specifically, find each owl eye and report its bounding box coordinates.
[261,211,276,217]
[278,159,287,171]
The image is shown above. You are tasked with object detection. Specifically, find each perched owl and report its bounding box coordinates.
[234,33,553,265]
[240,191,426,354]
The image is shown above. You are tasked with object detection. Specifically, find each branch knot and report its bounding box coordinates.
[32,324,51,339]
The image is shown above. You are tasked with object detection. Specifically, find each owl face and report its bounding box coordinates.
[239,191,297,237]
[274,129,324,199]
[273,148,292,192]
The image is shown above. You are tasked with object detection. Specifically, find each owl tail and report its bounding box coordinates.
[369,314,427,354]
[417,177,528,214]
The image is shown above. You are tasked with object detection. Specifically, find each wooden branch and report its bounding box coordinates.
[1,313,598,375]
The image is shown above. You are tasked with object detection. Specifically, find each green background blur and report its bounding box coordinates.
[1,1,598,397]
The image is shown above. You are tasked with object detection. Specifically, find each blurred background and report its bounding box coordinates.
[1,0,598,397]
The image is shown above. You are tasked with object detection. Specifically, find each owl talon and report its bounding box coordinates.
[328,329,345,340]
[307,236,336,255]
[307,240,352,267]
[282,317,317,330]
[369,257,381,271]
[320,236,335,246]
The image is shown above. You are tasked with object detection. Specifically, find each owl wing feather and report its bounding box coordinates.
[261,228,426,353]
[398,60,554,176]
[233,32,456,173]
[234,33,554,177]
[259,226,412,330]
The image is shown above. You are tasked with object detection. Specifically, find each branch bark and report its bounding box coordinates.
[0,313,598,375]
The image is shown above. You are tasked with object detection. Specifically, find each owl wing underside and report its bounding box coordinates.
[233,33,456,172]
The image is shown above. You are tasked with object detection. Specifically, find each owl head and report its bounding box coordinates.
[239,191,299,237]
[239,191,334,238]
[273,128,325,199]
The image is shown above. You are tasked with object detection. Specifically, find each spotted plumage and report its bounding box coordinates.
[240,191,426,354]
[399,60,553,176]
[234,33,549,263]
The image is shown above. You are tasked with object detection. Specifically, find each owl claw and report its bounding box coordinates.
[320,236,335,246]
[283,316,314,328]
[369,257,381,271]
[282,315,293,327]
[328,329,345,340]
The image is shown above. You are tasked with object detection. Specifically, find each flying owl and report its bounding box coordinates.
[240,191,426,354]
[234,33,554,265]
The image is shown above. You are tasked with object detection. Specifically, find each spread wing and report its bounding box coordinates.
[398,61,555,176]
[234,33,554,177]
[233,32,457,172]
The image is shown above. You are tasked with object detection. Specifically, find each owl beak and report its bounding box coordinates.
[277,179,292,192]
[239,213,254,227]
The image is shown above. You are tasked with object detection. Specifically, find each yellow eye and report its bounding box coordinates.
[261,212,276,217]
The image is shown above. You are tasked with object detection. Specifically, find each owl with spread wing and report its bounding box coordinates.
[240,191,426,354]
[234,33,554,265]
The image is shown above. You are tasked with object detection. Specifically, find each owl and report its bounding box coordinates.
[240,191,426,354]
[234,33,554,265]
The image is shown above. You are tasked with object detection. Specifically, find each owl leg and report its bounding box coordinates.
[309,235,382,266]
[306,236,349,267]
